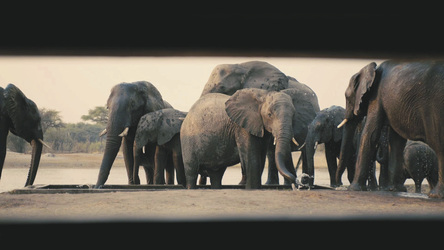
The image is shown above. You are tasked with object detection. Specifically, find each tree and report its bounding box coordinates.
[40,108,64,134]
[81,106,108,125]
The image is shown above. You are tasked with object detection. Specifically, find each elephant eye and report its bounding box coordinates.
[268,112,272,118]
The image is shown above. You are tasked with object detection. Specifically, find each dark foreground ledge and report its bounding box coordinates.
[8,184,333,194]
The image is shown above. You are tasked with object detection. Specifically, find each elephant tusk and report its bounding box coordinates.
[142,146,145,154]
[273,137,277,145]
[38,139,52,150]
[292,138,299,146]
[337,119,348,128]
[298,142,306,150]
[99,128,107,137]
[314,141,318,150]
[119,127,129,137]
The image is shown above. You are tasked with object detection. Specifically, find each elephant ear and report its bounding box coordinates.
[157,109,187,145]
[225,88,266,137]
[135,111,163,148]
[4,84,40,138]
[352,62,377,116]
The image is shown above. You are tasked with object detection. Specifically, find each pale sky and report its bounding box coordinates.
[0,56,383,124]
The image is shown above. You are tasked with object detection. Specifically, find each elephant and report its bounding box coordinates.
[200,61,319,185]
[133,108,187,185]
[200,60,288,96]
[0,84,50,186]
[338,60,444,198]
[304,105,345,187]
[95,81,167,188]
[265,77,320,186]
[402,140,439,193]
[181,89,299,189]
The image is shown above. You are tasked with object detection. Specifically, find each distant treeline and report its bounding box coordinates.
[7,107,107,154]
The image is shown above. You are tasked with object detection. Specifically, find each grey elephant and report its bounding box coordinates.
[402,140,439,193]
[304,105,345,187]
[200,60,289,96]
[338,61,444,198]
[181,89,298,189]
[95,81,167,188]
[200,61,319,185]
[0,84,50,186]
[133,108,187,185]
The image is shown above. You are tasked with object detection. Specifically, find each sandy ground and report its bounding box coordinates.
[1,151,444,222]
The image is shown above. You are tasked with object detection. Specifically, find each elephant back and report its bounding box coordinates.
[241,61,289,91]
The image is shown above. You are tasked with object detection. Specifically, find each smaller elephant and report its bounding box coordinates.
[402,140,439,193]
[133,108,187,185]
[304,105,345,187]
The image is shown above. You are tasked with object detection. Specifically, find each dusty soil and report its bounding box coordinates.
[1,151,444,221]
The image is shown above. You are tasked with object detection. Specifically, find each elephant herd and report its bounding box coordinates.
[1,60,444,198]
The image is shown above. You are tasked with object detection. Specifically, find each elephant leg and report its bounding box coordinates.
[143,165,154,184]
[132,147,142,185]
[122,136,136,184]
[367,162,378,191]
[265,142,279,185]
[165,151,175,184]
[349,104,384,191]
[154,146,166,184]
[0,124,8,181]
[325,143,338,187]
[236,131,266,189]
[173,150,186,186]
[387,129,407,192]
[183,157,199,189]
[207,167,227,189]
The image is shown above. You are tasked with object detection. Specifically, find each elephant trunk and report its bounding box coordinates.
[304,131,319,187]
[274,132,297,185]
[95,134,123,188]
[25,139,43,186]
[336,120,358,185]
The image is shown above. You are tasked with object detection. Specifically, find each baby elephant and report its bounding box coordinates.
[133,108,187,185]
[402,140,439,193]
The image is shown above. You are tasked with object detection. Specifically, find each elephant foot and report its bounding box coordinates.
[238,175,247,185]
[348,182,367,191]
[388,185,407,192]
[429,183,444,198]
[94,185,104,189]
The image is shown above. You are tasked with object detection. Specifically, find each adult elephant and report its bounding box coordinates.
[304,105,344,187]
[0,84,50,186]
[181,89,299,189]
[338,60,444,198]
[200,61,319,184]
[133,108,187,185]
[200,60,289,96]
[95,81,166,188]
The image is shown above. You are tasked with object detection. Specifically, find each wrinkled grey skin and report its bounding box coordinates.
[342,61,444,198]
[265,77,320,185]
[133,108,187,185]
[95,81,166,188]
[402,140,439,193]
[181,89,298,189]
[336,116,379,190]
[0,84,44,186]
[200,61,319,185]
[304,105,344,187]
[200,61,289,97]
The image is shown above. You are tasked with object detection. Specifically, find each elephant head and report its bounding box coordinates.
[134,108,187,150]
[0,84,49,186]
[200,61,289,96]
[95,81,165,187]
[225,88,298,185]
[304,105,345,186]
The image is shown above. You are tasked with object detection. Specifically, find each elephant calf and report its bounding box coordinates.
[402,141,439,193]
[133,108,187,185]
